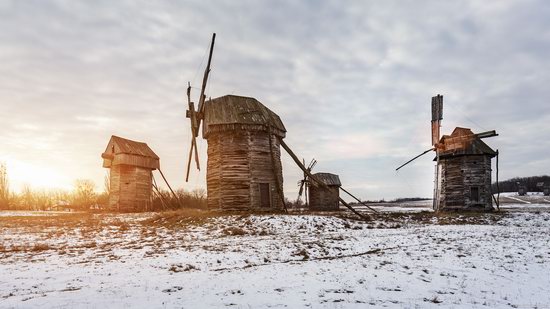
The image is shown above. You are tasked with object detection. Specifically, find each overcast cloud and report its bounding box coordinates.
[1,0,549,200]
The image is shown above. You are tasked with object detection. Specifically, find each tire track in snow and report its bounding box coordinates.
[506,196,531,204]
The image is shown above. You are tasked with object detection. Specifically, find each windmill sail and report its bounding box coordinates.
[185,33,216,182]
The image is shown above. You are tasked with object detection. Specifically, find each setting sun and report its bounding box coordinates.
[1,157,72,192]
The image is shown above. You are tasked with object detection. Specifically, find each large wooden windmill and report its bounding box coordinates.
[184,34,375,218]
[396,95,499,212]
[185,34,287,211]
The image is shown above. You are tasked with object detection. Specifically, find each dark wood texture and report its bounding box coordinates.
[309,184,339,210]
[437,155,493,211]
[206,130,284,211]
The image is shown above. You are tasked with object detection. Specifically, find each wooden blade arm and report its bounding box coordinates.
[298,181,305,196]
[185,137,195,182]
[395,148,435,171]
[196,33,216,130]
[475,130,498,139]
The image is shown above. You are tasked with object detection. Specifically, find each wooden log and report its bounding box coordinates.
[158,168,184,208]
[339,187,378,212]
[395,148,435,171]
[197,33,216,124]
[496,150,500,211]
[152,176,168,210]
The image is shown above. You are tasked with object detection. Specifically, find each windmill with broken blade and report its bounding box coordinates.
[396,94,500,212]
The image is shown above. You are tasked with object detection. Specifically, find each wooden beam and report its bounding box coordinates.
[158,168,184,208]
[152,176,168,210]
[395,148,435,171]
[196,33,216,131]
[496,149,500,211]
[278,137,370,220]
[339,186,378,212]
[475,130,498,139]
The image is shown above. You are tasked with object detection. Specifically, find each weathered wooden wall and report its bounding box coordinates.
[309,185,339,210]
[109,165,152,212]
[206,129,283,211]
[438,155,493,211]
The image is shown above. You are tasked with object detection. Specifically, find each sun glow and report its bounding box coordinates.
[1,157,73,192]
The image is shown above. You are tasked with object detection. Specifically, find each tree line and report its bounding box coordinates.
[0,162,206,211]
[492,175,550,193]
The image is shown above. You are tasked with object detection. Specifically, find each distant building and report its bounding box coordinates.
[434,127,497,211]
[101,136,159,212]
[543,185,549,196]
[308,172,341,211]
[518,185,527,196]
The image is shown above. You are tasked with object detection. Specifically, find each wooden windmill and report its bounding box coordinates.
[185,34,287,211]
[184,34,376,218]
[396,94,499,212]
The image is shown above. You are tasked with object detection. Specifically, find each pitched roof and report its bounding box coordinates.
[102,136,160,169]
[107,135,160,159]
[202,95,286,138]
[436,127,497,159]
[312,172,342,186]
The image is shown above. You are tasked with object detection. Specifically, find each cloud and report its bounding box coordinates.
[0,0,548,199]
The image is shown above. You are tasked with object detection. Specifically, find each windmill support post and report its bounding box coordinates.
[339,187,378,212]
[278,137,371,220]
[496,150,500,211]
[152,177,169,210]
[158,169,184,208]
[433,150,441,211]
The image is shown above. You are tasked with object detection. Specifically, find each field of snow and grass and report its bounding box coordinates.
[1,206,549,308]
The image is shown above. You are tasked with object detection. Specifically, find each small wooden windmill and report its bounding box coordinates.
[396,94,499,212]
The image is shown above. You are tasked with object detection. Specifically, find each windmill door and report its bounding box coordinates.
[259,183,271,208]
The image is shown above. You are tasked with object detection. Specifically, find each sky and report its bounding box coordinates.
[1,0,549,200]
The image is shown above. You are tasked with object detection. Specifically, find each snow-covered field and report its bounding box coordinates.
[1,209,549,308]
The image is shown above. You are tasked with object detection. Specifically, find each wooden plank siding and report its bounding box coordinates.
[437,155,493,211]
[206,130,284,211]
[102,135,158,212]
[108,165,153,212]
[309,185,340,211]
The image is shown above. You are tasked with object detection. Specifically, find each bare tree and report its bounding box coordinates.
[73,179,96,210]
[21,184,34,210]
[0,162,9,210]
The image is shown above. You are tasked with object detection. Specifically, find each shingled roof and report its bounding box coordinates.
[312,172,342,186]
[102,136,160,169]
[436,127,497,159]
[106,136,159,159]
[202,95,286,138]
